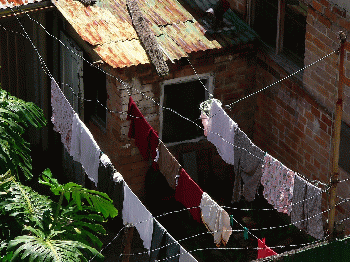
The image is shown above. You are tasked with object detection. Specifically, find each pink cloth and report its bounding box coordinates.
[257,238,277,259]
[127,96,159,161]
[201,112,209,136]
[51,79,74,152]
[175,168,203,223]
[261,154,295,215]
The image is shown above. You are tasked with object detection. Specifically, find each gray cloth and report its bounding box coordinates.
[231,128,264,203]
[291,175,324,240]
[97,154,124,214]
[150,219,180,262]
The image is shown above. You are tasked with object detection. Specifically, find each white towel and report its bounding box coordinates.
[70,113,101,186]
[207,100,237,165]
[200,192,232,246]
[122,183,153,251]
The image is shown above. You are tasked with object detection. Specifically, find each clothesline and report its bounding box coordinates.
[9,5,338,120]
[6,6,335,194]
[7,6,346,260]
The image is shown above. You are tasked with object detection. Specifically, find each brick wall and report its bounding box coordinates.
[88,47,258,202]
[254,0,350,235]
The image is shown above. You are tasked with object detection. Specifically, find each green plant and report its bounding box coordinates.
[0,169,118,261]
[0,88,46,179]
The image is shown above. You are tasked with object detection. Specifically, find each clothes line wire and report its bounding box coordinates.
[7,9,340,261]
[8,7,334,190]
[224,50,337,109]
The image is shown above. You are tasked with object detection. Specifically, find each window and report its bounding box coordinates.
[252,0,307,66]
[84,61,107,125]
[160,74,213,145]
[339,121,350,174]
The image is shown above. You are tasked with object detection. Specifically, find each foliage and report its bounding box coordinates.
[0,169,118,261]
[0,88,46,179]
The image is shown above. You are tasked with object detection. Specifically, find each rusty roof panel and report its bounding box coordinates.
[53,0,224,69]
[0,0,45,9]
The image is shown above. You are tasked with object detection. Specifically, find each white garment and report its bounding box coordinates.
[200,192,232,246]
[207,100,237,165]
[51,79,74,152]
[122,183,153,251]
[70,113,101,186]
[179,246,198,262]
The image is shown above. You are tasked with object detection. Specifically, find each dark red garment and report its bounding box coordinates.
[127,96,159,161]
[175,168,203,223]
[257,238,277,259]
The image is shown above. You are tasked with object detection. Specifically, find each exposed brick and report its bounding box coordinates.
[332,6,346,18]
[318,14,332,28]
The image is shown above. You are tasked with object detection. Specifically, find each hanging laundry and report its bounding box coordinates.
[150,219,180,262]
[231,127,264,203]
[70,113,101,186]
[200,192,232,246]
[291,175,324,240]
[97,153,116,193]
[51,79,74,152]
[207,100,237,166]
[257,238,277,259]
[145,162,175,216]
[158,141,181,189]
[127,96,159,162]
[97,153,124,213]
[122,183,153,251]
[200,111,209,136]
[175,168,203,223]
[261,154,295,215]
[179,246,197,262]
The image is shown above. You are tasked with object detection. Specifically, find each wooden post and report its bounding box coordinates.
[121,225,135,262]
[276,0,285,55]
[328,32,347,237]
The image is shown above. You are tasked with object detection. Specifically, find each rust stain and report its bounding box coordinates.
[0,0,45,9]
[53,0,221,68]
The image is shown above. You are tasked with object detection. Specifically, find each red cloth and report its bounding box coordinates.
[175,168,203,223]
[257,238,277,259]
[127,96,159,161]
[221,0,231,13]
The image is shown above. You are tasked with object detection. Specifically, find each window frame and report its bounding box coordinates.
[160,73,214,147]
[249,0,307,62]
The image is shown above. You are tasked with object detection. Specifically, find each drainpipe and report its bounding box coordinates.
[328,31,347,238]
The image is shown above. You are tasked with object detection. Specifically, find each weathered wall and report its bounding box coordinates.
[88,47,258,202]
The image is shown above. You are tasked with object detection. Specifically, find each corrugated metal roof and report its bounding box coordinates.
[182,0,258,47]
[54,0,257,69]
[0,0,45,9]
[53,0,223,69]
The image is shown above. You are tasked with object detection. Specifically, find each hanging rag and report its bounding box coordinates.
[158,141,181,189]
[122,183,153,251]
[97,153,124,213]
[261,154,295,215]
[231,127,264,203]
[150,219,180,262]
[145,163,175,216]
[257,238,277,259]
[127,96,159,162]
[291,174,324,239]
[200,111,209,136]
[70,113,101,186]
[175,168,203,223]
[179,246,198,262]
[207,100,237,166]
[200,192,232,246]
[51,79,74,152]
